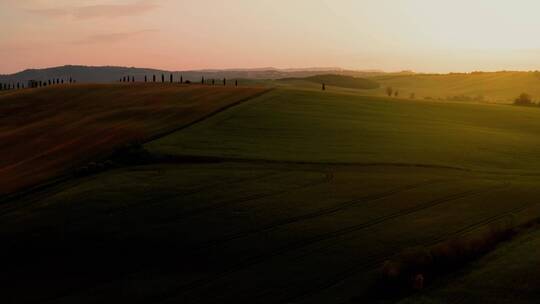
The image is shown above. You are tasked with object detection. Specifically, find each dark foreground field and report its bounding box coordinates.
[2,84,540,303]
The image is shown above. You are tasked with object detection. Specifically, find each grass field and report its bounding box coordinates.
[0,84,267,194]
[3,84,540,303]
[148,88,540,173]
[369,71,540,103]
[400,227,540,304]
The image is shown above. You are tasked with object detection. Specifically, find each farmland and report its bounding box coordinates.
[3,83,540,303]
[0,84,267,194]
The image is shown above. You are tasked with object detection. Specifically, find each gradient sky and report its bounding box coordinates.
[2,0,540,74]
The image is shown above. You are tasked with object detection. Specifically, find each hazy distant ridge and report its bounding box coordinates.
[0,65,384,83]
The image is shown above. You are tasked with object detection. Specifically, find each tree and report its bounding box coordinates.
[170,74,173,83]
[235,80,238,87]
[394,90,399,97]
[322,83,326,91]
[161,74,165,83]
[180,75,183,84]
[223,78,227,86]
[145,75,147,83]
[132,76,135,82]
[153,75,156,82]
[410,93,416,99]
[514,93,534,106]
[212,79,215,85]
[386,87,393,97]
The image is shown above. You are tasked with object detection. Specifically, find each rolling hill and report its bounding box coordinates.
[3,86,540,303]
[370,71,540,103]
[281,74,380,90]
[0,83,267,195]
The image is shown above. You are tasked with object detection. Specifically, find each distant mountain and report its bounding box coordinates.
[0,65,386,84]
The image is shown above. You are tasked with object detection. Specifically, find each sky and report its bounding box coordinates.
[2,0,540,74]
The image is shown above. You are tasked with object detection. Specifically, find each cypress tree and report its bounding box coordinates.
[235,80,238,87]
[145,75,147,83]
[153,75,156,82]
[161,74,165,83]
[17,83,20,89]
[132,76,135,82]
[223,78,226,86]
[170,74,173,83]
[57,78,60,84]
[180,75,183,84]
[61,79,64,84]
[0,83,3,91]
[322,83,326,91]
[201,76,205,84]
[212,79,215,85]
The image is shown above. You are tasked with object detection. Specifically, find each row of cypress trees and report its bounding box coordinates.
[0,78,76,91]
[119,74,239,86]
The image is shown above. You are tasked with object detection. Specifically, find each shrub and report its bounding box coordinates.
[514,93,534,106]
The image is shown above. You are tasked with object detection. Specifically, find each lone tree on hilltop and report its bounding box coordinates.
[514,93,534,106]
[386,87,393,97]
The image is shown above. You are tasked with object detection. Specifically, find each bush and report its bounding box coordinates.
[514,93,534,106]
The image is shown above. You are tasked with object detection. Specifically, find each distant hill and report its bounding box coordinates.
[0,65,385,84]
[302,74,380,90]
[371,71,540,103]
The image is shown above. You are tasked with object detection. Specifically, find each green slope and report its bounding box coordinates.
[148,88,540,173]
[370,72,540,103]
[400,227,540,304]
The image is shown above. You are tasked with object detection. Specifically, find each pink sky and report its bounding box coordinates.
[3,0,540,74]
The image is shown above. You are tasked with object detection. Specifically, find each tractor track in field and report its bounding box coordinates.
[282,194,532,304]
[0,170,281,223]
[13,169,334,304]
[152,169,334,224]
[152,183,507,303]
[194,178,447,250]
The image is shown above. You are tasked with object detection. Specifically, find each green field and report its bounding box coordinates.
[400,227,540,304]
[3,84,540,303]
[369,72,540,103]
[0,84,266,194]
